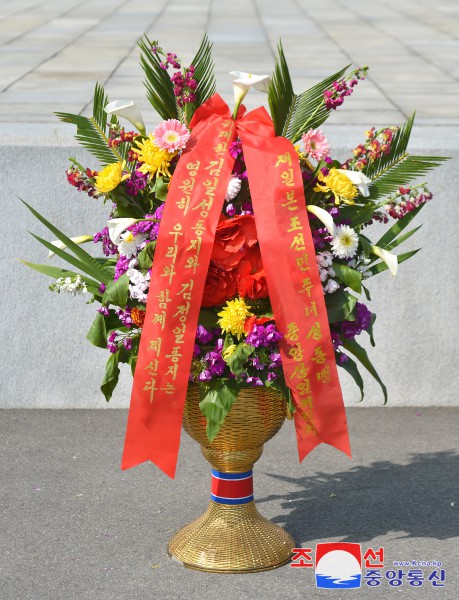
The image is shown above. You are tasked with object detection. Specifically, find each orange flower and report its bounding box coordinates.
[131,307,146,327]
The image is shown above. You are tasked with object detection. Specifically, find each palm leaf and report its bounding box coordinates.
[364,113,416,180]
[285,66,350,142]
[139,35,178,120]
[56,83,123,166]
[368,155,448,200]
[185,34,216,120]
[268,40,295,135]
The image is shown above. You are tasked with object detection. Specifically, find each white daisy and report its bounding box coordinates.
[118,231,147,258]
[331,225,359,259]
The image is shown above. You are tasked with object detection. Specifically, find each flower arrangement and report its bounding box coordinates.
[22,36,446,447]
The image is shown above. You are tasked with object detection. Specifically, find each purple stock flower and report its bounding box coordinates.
[98,306,109,316]
[125,170,148,196]
[93,227,118,257]
[114,254,131,280]
[246,323,282,348]
[116,307,133,328]
[339,302,372,339]
[196,325,214,344]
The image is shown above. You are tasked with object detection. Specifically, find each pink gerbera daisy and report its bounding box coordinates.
[152,119,190,153]
[301,128,330,161]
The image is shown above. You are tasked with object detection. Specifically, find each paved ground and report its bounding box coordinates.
[1,0,459,138]
[1,408,457,599]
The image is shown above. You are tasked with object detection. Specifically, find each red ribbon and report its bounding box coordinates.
[122,94,351,478]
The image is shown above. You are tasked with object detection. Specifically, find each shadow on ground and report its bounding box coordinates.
[258,451,458,544]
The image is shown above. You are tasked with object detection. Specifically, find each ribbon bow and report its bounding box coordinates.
[122,94,351,478]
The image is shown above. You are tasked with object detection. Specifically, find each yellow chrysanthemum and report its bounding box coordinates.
[217,298,253,340]
[135,135,177,178]
[95,161,130,194]
[314,168,358,205]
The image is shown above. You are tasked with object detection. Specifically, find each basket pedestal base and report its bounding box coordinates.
[168,500,294,573]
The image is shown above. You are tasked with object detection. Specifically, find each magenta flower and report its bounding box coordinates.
[152,119,190,152]
[302,129,330,161]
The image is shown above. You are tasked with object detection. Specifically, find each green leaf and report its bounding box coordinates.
[18,260,100,293]
[325,290,358,323]
[137,242,156,270]
[375,204,424,248]
[332,263,362,294]
[362,283,371,301]
[139,35,178,120]
[199,380,239,442]
[29,232,106,285]
[198,308,220,329]
[370,249,420,275]
[366,312,377,347]
[21,200,112,283]
[339,203,376,227]
[86,311,120,348]
[341,338,387,403]
[226,343,255,378]
[103,274,129,308]
[338,354,364,401]
[285,65,350,142]
[101,351,122,402]
[385,225,422,251]
[268,40,295,136]
[154,176,169,201]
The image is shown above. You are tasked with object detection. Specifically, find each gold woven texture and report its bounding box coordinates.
[168,385,295,572]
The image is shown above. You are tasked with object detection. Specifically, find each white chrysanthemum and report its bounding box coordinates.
[118,231,147,258]
[331,225,359,259]
[225,177,241,201]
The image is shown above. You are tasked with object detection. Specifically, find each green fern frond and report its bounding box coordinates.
[56,112,122,165]
[56,82,123,165]
[285,66,349,142]
[268,41,295,135]
[368,155,448,199]
[139,35,178,120]
[186,34,216,119]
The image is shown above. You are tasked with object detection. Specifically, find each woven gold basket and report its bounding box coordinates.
[168,384,295,573]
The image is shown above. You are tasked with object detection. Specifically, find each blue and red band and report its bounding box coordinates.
[211,469,254,505]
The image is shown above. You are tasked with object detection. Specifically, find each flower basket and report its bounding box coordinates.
[21,35,446,572]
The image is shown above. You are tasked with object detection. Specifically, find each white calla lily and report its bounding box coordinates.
[104,100,146,136]
[48,235,93,259]
[337,169,372,197]
[306,204,336,237]
[371,245,398,276]
[107,218,138,245]
[229,71,270,115]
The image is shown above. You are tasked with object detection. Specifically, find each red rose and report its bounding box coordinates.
[211,214,258,271]
[202,265,238,307]
[236,246,269,300]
